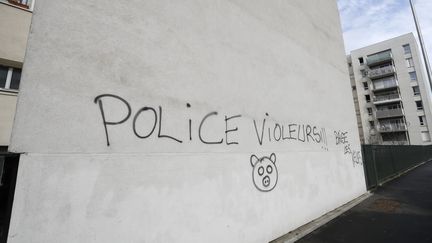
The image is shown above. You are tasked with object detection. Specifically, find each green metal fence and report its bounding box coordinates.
[362,145,432,190]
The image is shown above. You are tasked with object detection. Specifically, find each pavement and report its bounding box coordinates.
[296,160,432,243]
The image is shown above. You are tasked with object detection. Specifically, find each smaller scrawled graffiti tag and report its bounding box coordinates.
[250,153,278,192]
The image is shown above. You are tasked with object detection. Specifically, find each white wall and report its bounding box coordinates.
[8,1,366,242]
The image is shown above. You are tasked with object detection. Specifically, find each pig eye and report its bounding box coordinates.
[258,166,264,176]
[266,165,273,174]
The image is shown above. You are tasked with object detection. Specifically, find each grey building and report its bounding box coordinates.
[348,33,432,145]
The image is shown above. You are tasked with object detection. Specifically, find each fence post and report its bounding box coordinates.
[372,146,379,187]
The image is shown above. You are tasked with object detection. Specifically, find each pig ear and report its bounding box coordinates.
[269,153,276,164]
[250,154,259,167]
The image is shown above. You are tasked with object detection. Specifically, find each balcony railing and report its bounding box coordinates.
[375,108,403,119]
[382,141,409,145]
[6,0,31,9]
[372,81,398,91]
[368,66,395,79]
[367,51,392,66]
[373,93,400,103]
[377,124,407,133]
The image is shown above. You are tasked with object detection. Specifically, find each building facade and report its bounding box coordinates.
[348,33,432,145]
[0,0,33,146]
[7,1,366,242]
[0,1,32,242]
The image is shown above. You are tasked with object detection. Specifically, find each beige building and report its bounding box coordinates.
[0,2,31,241]
[0,1,32,147]
[348,33,432,145]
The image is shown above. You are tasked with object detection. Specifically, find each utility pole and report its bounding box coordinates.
[409,0,432,92]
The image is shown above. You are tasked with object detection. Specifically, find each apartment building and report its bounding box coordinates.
[0,0,33,147]
[348,33,432,145]
[0,1,32,242]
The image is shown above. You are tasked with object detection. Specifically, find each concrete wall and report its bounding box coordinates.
[0,3,32,68]
[8,1,366,242]
[0,91,17,145]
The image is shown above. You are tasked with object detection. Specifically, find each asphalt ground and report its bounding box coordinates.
[297,161,432,243]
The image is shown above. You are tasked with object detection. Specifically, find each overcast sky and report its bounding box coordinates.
[337,0,432,57]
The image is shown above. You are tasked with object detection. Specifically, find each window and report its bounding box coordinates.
[348,63,352,67]
[363,82,369,90]
[406,57,414,68]
[0,65,21,91]
[352,86,356,91]
[409,71,417,81]
[413,86,420,96]
[367,108,373,116]
[10,69,21,90]
[358,57,364,65]
[416,100,423,110]
[361,70,367,77]
[0,66,8,88]
[421,132,431,142]
[365,95,371,102]
[369,121,375,128]
[403,44,411,54]
[419,116,425,126]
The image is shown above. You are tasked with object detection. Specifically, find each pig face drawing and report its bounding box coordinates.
[250,153,278,192]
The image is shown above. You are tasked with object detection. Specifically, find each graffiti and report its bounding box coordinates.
[252,114,328,151]
[334,130,348,146]
[250,153,278,192]
[94,94,242,147]
[93,94,328,150]
[351,150,362,166]
[94,94,131,146]
[334,130,363,167]
[93,94,365,193]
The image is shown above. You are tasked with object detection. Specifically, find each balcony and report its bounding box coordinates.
[6,0,31,9]
[373,93,400,104]
[375,108,403,119]
[382,141,409,145]
[367,51,393,66]
[368,65,395,79]
[372,81,398,91]
[377,124,407,133]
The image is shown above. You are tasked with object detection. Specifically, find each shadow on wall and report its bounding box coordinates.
[0,148,19,243]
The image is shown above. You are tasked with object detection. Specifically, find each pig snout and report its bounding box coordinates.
[262,175,270,187]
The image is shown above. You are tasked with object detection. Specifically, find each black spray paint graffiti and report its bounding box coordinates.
[94,94,242,147]
[334,130,362,167]
[93,94,363,193]
[93,94,327,150]
[253,114,328,151]
[250,153,278,192]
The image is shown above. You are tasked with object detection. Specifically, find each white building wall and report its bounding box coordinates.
[8,1,366,242]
